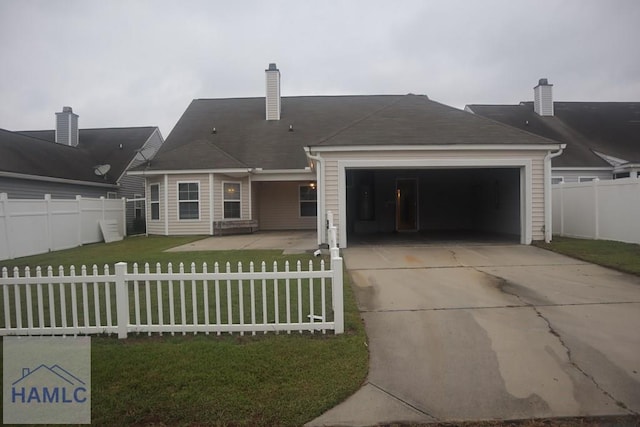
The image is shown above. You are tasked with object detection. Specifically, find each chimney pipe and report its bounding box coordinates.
[55,106,79,146]
[265,63,281,120]
[534,78,554,116]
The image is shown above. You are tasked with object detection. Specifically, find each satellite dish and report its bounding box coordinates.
[94,164,111,176]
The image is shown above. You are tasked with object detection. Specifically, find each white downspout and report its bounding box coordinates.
[544,144,566,243]
[305,150,324,247]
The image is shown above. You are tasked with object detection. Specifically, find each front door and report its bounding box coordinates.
[396,179,418,231]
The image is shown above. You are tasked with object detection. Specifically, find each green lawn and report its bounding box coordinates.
[534,236,640,276]
[0,236,369,426]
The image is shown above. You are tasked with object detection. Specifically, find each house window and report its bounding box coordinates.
[107,192,118,199]
[299,183,317,217]
[614,172,630,179]
[223,182,241,219]
[551,177,564,185]
[150,184,160,220]
[134,193,143,219]
[178,182,199,220]
[578,176,596,183]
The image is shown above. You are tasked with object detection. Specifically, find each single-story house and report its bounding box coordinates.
[130,64,564,247]
[466,79,640,183]
[0,107,164,233]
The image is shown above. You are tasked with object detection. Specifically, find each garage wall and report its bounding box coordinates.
[468,168,521,235]
[319,149,547,244]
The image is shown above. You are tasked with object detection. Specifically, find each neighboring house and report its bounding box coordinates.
[130,64,564,247]
[466,79,640,183]
[0,107,164,233]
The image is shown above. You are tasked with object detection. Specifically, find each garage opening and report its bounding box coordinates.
[345,168,521,244]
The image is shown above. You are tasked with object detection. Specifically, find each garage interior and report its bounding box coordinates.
[345,168,522,244]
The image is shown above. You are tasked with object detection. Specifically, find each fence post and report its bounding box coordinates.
[115,262,129,339]
[76,196,83,246]
[558,183,565,236]
[0,193,12,260]
[332,254,344,334]
[593,178,600,240]
[121,197,127,237]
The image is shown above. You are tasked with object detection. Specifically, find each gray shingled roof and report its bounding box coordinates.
[145,94,559,172]
[467,102,640,168]
[1,127,157,184]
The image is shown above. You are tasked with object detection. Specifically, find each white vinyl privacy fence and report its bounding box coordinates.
[0,193,125,260]
[552,177,640,244]
[0,216,345,337]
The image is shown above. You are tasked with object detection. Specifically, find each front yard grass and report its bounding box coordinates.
[534,236,640,276]
[0,236,369,426]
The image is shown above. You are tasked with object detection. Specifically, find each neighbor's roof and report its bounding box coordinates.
[0,127,158,184]
[0,129,101,183]
[466,102,640,168]
[145,94,560,172]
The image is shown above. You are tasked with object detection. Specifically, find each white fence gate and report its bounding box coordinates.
[0,215,345,337]
[0,193,126,260]
[552,177,640,244]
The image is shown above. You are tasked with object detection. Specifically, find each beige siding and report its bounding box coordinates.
[167,174,211,235]
[256,182,317,230]
[531,157,545,240]
[320,149,550,243]
[146,177,165,235]
[213,175,251,222]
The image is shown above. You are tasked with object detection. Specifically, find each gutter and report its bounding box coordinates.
[544,144,566,243]
[304,148,325,247]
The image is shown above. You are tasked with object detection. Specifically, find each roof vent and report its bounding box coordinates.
[265,63,281,121]
[534,78,554,117]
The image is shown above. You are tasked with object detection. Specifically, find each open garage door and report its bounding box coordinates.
[345,168,522,244]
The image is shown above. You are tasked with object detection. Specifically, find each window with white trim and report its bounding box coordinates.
[178,182,199,220]
[134,193,143,219]
[223,182,241,219]
[299,183,317,217]
[150,184,160,220]
[578,176,596,183]
[551,176,564,185]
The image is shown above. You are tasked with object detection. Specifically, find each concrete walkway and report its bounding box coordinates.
[166,231,317,254]
[308,244,640,426]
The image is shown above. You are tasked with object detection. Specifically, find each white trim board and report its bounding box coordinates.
[309,144,562,153]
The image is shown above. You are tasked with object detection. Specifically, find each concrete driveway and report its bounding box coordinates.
[309,244,640,425]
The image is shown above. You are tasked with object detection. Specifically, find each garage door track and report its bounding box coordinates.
[308,244,640,425]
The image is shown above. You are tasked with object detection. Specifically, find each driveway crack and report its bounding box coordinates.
[367,381,440,421]
[484,271,639,416]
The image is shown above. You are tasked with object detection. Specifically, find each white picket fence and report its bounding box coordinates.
[552,177,640,244]
[0,216,344,338]
[0,193,126,261]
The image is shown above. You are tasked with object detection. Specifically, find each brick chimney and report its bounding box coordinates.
[55,106,79,146]
[265,63,281,120]
[534,78,554,116]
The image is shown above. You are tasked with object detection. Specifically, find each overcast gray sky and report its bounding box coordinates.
[1,0,639,138]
